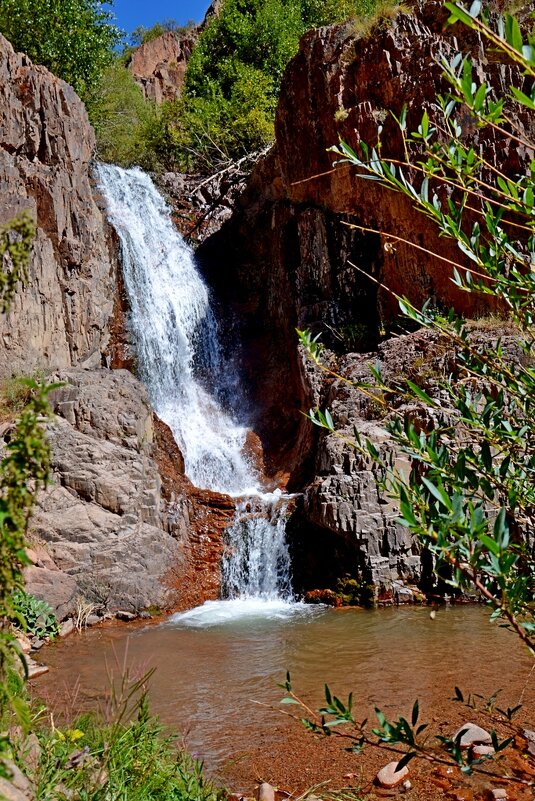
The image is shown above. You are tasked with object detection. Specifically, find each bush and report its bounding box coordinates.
[11,590,59,640]
[0,0,122,102]
[87,62,162,169]
[34,693,225,801]
[158,0,399,172]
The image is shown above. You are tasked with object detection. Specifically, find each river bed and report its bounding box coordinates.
[34,603,534,795]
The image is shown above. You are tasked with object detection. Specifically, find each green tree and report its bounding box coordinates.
[87,62,161,169]
[0,0,122,102]
[160,0,398,172]
[303,1,535,652]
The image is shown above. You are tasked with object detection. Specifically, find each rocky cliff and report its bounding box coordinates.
[0,34,115,375]
[198,1,533,598]
[130,30,196,103]
[0,33,226,619]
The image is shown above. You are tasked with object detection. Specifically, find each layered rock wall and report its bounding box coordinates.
[0,34,115,375]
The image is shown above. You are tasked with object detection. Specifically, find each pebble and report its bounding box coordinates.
[472,744,496,757]
[453,722,492,748]
[256,783,275,801]
[489,790,507,800]
[376,761,410,788]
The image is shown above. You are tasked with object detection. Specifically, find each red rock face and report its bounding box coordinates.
[199,0,533,483]
[130,30,196,103]
[153,416,236,609]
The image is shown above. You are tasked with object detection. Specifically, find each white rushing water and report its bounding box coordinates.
[97,165,293,615]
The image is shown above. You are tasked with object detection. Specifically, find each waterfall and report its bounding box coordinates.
[96,165,292,606]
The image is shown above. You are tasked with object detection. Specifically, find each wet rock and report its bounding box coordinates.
[304,589,339,605]
[59,619,75,638]
[27,658,49,679]
[116,610,136,622]
[453,723,492,748]
[376,761,409,788]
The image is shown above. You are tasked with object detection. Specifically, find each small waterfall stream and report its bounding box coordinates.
[96,165,293,613]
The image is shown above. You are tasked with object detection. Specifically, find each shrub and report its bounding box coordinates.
[87,62,162,169]
[0,0,122,103]
[160,0,400,172]
[11,590,59,640]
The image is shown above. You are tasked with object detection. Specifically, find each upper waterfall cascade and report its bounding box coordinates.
[97,165,292,605]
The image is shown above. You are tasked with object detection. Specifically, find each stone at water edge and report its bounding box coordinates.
[376,761,410,788]
[453,722,492,748]
[116,610,137,622]
[59,619,75,638]
[27,657,49,679]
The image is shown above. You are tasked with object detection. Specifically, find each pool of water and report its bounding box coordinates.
[36,603,534,791]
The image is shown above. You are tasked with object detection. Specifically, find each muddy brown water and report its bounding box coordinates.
[35,604,534,795]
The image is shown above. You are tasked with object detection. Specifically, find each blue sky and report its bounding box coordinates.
[109,1,210,36]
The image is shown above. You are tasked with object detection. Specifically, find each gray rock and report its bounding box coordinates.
[26,370,182,615]
[115,610,136,622]
[0,34,115,378]
[0,776,31,801]
[59,619,75,638]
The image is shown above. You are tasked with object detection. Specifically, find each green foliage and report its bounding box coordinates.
[157,0,398,172]
[280,673,519,778]
[0,217,54,758]
[34,682,225,801]
[304,3,535,653]
[335,575,375,606]
[0,379,53,753]
[0,0,122,102]
[10,590,59,640]
[130,19,195,48]
[87,62,162,169]
[0,213,35,314]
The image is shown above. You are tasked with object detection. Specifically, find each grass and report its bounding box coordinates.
[21,680,226,801]
[0,373,46,424]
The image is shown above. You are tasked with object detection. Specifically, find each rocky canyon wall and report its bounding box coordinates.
[0,34,223,620]
[198,1,533,598]
[0,34,115,375]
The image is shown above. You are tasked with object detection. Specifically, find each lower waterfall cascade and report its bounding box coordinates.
[96,164,294,614]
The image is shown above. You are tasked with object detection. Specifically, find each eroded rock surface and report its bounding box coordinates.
[130,30,196,103]
[25,370,182,617]
[0,34,115,376]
